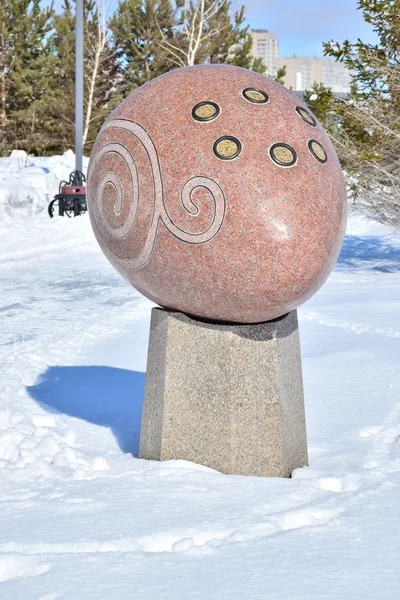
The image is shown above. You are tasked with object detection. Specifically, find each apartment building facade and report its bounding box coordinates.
[278,55,352,93]
[250,29,279,77]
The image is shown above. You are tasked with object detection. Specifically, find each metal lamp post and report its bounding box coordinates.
[48,0,87,218]
[75,0,83,174]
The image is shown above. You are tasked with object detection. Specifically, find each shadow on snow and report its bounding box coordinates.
[27,366,145,455]
[25,235,400,454]
[337,234,400,272]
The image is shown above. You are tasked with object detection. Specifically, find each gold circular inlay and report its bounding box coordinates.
[213,136,242,160]
[270,143,297,166]
[195,103,217,119]
[273,146,294,163]
[297,107,315,125]
[192,101,220,122]
[216,138,239,157]
[242,88,269,104]
[308,140,327,163]
[311,141,326,160]
[246,90,265,102]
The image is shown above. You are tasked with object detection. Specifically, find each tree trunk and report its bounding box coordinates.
[83,0,106,147]
[0,32,7,145]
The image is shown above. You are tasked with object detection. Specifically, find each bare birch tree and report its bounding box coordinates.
[83,1,106,145]
[330,80,400,228]
[157,0,230,67]
[82,0,120,149]
[83,0,119,146]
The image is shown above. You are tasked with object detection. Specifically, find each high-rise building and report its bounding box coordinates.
[250,29,279,77]
[278,55,352,93]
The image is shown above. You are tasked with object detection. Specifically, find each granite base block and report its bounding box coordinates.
[139,308,308,477]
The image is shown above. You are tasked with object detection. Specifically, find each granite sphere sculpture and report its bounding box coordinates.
[88,64,347,323]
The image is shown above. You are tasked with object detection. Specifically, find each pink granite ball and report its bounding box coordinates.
[88,65,346,323]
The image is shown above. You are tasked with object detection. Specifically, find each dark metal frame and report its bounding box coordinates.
[48,170,87,218]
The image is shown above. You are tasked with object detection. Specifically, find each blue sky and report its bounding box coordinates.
[43,0,377,58]
[245,0,377,56]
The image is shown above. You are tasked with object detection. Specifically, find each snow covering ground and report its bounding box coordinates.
[0,152,399,599]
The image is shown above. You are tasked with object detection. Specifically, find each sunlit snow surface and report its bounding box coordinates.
[0,153,400,598]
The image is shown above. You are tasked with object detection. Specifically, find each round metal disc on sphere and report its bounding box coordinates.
[87,64,347,324]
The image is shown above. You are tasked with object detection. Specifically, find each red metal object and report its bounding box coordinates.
[60,185,86,195]
[48,171,87,218]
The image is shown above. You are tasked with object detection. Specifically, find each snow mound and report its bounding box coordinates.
[0,150,89,219]
[0,409,108,481]
[0,156,399,598]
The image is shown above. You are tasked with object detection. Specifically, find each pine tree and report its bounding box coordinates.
[206,4,266,73]
[83,1,119,150]
[304,83,335,124]
[155,1,266,72]
[0,0,54,154]
[274,64,286,85]
[45,0,75,153]
[206,4,246,65]
[229,32,265,72]
[110,0,176,95]
[323,0,400,227]
[47,0,119,155]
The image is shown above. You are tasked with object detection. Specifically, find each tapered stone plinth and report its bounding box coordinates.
[139,308,308,477]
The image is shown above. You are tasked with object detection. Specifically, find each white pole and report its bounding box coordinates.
[295,72,302,92]
[75,0,84,174]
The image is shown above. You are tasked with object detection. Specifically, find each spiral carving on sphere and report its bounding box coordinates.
[88,118,226,270]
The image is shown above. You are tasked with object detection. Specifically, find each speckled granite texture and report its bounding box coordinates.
[139,308,308,477]
[88,64,347,324]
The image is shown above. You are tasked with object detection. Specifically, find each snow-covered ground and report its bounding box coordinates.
[0,150,90,220]
[0,153,399,598]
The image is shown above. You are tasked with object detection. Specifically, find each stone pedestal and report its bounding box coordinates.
[139,308,308,477]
